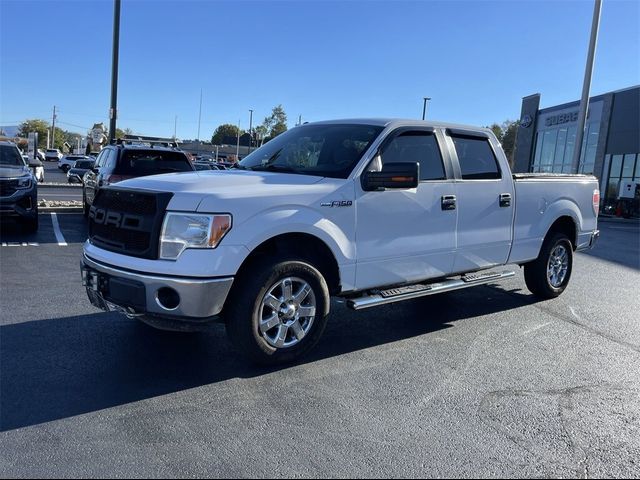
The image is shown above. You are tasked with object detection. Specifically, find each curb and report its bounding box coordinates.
[39,206,83,213]
[39,183,83,188]
[598,216,640,224]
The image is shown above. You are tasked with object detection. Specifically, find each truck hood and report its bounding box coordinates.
[0,165,30,179]
[114,170,335,211]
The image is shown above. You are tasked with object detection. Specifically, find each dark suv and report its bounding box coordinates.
[0,141,38,232]
[82,143,195,217]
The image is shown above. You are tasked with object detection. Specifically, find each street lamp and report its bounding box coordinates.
[422,97,431,121]
[248,109,254,154]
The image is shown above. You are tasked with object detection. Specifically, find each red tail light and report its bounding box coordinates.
[103,174,133,185]
[592,189,600,216]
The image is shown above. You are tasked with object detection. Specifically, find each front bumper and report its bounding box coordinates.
[0,188,38,219]
[81,254,233,321]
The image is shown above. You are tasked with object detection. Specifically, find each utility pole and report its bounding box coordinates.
[50,105,57,149]
[108,0,121,144]
[572,0,602,174]
[248,109,254,154]
[197,89,203,142]
[422,97,431,121]
[235,119,240,160]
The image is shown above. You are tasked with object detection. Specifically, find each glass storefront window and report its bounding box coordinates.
[622,154,636,178]
[553,128,567,172]
[610,155,623,177]
[563,125,577,172]
[540,130,557,171]
[635,154,640,180]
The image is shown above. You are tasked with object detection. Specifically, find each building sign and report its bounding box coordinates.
[27,132,38,160]
[545,111,579,127]
[536,100,603,132]
[520,114,533,128]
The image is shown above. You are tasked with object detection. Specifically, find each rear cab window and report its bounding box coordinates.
[450,134,501,180]
[115,150,193,176]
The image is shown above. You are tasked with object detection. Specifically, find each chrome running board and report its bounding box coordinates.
[346,270,515,310]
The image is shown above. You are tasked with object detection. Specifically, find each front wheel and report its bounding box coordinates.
[225,258,330,365]
[524,232,573,299]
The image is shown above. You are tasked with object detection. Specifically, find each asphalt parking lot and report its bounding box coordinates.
[0,216,639,478]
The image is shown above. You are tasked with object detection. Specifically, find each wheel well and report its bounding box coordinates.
[547,216,577,249]
[237,233,341,294]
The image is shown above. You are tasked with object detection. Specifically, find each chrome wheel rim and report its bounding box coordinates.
[258,277,317,349]
[547,244,569,288]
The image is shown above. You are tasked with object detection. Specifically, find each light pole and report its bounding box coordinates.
[108,0,121,144]
[571,0,602,174]
[248,109,254,154]
[422,97,431,121]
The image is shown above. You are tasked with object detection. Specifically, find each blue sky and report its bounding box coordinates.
[1,0,638,140]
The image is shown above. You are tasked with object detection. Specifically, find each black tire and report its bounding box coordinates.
[23,213,38,234]
[225,257,330,365]
[524,232,573,299]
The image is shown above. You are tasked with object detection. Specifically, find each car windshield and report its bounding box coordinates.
[116,150,194,175]
[238,124,383,179]
[0,145,26,166]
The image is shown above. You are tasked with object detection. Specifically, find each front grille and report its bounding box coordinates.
[0,179,19,197]
[96,189,157,215]
[89,188,173,259]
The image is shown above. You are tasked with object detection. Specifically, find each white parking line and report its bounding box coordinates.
[1,242,39,247]
[50,213,68,246]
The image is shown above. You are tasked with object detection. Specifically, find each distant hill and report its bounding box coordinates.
[0,125,20,137]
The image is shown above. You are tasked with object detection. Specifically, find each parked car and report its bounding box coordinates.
[81,119,599,364]
[22,154,44,182]
[194,161,224,171]
[1,141,38,232]
[82,143,195,217]
[45,148,62,162]
[67,159,96,183]
[58,154,90,173]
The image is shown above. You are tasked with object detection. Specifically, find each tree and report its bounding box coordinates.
[18,119,50,148]
[486,120,519,167]
[211,124,242,145]
[268,104,287,138]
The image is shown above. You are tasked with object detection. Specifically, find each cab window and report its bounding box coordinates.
[380,131,445,181]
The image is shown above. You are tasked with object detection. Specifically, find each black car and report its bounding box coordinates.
[82,143,195,217]
[0,141,38,232]
[67,159,96,183]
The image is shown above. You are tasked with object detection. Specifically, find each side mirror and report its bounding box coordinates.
[91,167,100,174]
[362,162,419,191]
[28,160,42,168]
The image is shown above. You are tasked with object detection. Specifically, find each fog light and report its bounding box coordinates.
[156,287,180,310]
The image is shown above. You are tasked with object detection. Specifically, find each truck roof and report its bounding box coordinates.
[306,118,493,134]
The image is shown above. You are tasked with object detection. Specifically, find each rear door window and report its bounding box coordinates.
[451,135,501,180]
[115,150,194,176]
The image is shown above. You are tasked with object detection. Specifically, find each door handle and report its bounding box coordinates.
[441,195,456,211]
[499,193,512,207]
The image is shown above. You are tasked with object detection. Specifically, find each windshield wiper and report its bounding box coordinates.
[249,164,299,174]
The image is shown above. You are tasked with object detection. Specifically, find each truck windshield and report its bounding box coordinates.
[238,124,383,179]
[0,145,26,166]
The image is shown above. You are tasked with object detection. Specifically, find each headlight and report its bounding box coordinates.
[16,176,32,189]
[159,212,232,260]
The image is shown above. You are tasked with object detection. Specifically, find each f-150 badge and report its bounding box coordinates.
[321,200,353,207]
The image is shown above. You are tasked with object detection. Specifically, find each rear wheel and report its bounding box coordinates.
[225,257,330,365]
[524,232,573,299]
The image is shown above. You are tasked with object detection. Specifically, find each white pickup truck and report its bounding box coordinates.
[81,119,600,364]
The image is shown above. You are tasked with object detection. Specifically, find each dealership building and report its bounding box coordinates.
[514,85,640,211]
